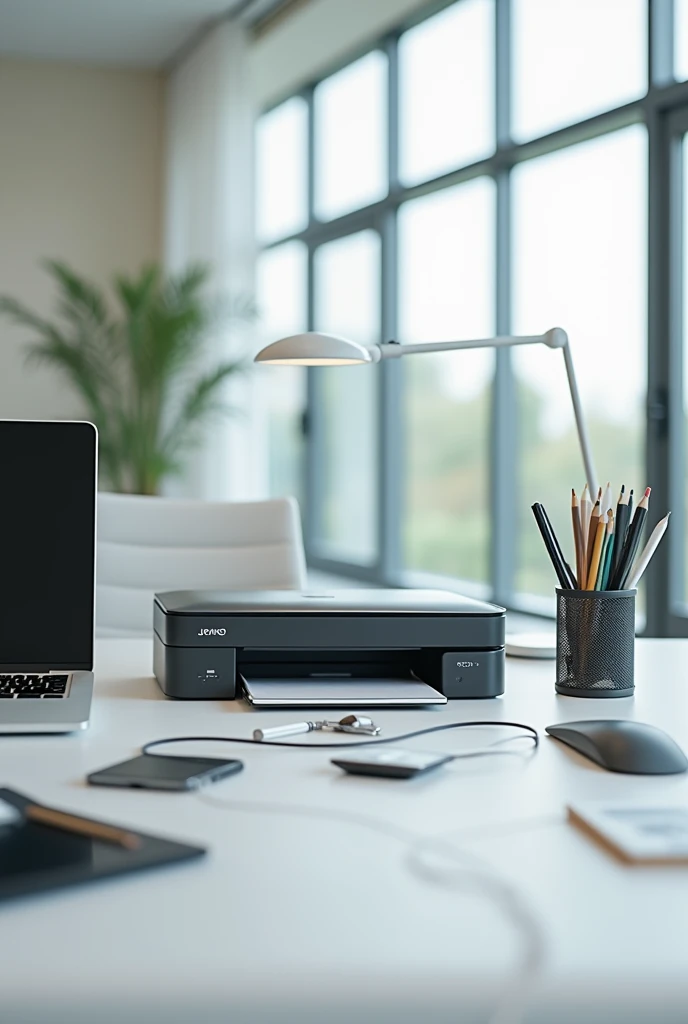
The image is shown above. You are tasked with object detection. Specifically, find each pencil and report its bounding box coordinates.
[25,804,141,849]
[571,489,584,589]
[610,485,628,582]
[595,510,614,590]
[584,495,601,588]
[580,483,592,556]
[612,487,651,590]
[600,512,616,590]
[600,482,613,525]
[531,503,577,589]
[585,508,607,590]
[626,512,670,590]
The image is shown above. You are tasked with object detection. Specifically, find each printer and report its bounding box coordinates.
[153,589,506,703]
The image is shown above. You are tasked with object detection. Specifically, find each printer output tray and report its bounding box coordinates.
[241,669,447,707]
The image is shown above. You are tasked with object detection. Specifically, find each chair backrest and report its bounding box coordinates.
[96,493,306,637]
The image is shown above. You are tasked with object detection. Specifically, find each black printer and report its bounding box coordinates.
[153,589,506,702]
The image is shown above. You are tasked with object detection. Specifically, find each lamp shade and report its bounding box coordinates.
[254,332,374,366]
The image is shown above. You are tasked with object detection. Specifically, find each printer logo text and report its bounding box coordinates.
[197,628,226,636]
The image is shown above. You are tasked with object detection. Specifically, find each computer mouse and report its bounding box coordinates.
[545,720,688,775]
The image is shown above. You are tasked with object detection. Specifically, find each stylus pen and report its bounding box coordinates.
[253,722,317,741]
[25,804,141,849]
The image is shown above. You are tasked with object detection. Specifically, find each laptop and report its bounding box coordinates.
[0,420,97,733]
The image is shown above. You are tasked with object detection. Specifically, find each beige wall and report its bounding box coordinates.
[0,58,163,419]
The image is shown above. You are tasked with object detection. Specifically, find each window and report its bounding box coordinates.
[399,178,495,582]
[312,231,381,563]
[512,0,646,142]
[314,52,388,221]
[255,0,688,633]
[255,97,308,244]
[255,242,308,504]
[513,126,647,597]
[398,0,494,185]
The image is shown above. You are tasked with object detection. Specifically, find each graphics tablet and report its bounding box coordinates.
[0,790,205,904]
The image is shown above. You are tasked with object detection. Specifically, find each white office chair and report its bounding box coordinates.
[96,493,307,637]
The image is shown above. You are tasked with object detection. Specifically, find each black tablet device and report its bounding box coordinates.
[0,789,205,904]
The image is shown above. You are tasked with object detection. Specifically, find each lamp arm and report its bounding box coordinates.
[561,341,598,498]
[377,333,550,358]
[377,328,597,496]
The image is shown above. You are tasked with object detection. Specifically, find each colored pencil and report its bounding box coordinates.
[585,508,607,591]
[571,489,584,589]
[610,485,628,581]
[580,483,592,556]
[595,510,614,590]
[585,494,602,587]
[626,512,671,590]
[600,512,616,590]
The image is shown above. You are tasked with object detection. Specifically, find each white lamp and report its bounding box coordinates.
[255,327,597,658]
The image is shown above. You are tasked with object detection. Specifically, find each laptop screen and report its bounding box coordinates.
[0,421,96,669]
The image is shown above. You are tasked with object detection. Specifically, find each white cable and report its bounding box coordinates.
[194,769,549,1024]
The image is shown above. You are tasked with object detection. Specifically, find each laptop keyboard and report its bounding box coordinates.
[0,675,70,699]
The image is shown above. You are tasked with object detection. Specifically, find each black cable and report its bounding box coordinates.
[142,720,538,755]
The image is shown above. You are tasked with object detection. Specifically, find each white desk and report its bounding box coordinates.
[2,639,688,1024]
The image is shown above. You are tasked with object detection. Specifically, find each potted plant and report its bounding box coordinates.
[0,261,250,495]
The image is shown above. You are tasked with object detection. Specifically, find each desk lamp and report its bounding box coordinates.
[255,327,597,658]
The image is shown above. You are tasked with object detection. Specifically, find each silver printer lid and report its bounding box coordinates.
[155,588,504,616]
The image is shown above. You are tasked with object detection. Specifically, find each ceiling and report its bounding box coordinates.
[0,0,271,67]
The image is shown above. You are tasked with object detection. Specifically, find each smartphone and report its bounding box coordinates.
[87,754,243,791]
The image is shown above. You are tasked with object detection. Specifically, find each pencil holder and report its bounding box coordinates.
[555,589,636,698]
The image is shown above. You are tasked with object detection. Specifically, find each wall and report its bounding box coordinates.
[0,57,162,420]
[249,0,431,107]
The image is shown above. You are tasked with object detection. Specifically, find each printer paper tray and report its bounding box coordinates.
[240,674,447,707]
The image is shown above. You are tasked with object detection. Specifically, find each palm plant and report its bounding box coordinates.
[0,261,249,495]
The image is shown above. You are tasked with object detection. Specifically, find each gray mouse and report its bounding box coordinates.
[546,720,688,775]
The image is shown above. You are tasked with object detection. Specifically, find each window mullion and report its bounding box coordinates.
[490,0,517,606]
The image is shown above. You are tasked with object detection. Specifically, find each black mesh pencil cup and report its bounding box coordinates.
[555,589,636,698]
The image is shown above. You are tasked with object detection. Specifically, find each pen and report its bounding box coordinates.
[626,512,671,590]
[611,487,651,590]
[531,503,577,589]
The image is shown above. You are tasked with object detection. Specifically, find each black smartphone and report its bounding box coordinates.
[87,754,243,791]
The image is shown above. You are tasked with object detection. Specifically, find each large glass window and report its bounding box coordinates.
[255,242,308,503]
[399,178,495,582]
[398,0,494,186]
[255,0,688,633]
[312,231,381,563]
[314,52,388,222]
[255,97,308,244]
[512,0,646,142]
[512,126,647,596]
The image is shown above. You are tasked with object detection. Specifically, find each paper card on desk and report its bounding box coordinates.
[569,803,688,864]
[241,677,447,707]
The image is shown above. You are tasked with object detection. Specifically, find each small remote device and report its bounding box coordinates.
[331,748,453,779]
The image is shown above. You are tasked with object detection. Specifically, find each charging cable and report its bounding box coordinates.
[142,720,543,1023]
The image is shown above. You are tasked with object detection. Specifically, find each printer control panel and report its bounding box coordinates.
[441,649,504,698]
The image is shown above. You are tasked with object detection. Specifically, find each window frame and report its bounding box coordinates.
[257,0,688,631]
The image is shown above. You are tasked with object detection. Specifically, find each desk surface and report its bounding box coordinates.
[2,639,688,1024]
